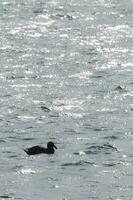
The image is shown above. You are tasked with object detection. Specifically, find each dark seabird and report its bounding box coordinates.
[24,141,57,155]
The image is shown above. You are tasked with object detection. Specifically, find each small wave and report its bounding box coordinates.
[114,85,126,92]
[22,137,35,141]
[40,106,50,112]
[8,155,18,158]
[61,198,71,200]
[87,197,97,199]
[61,160,94,167]
[0,196,11,199]
[85,143,118,155]
[52,13,74,20]
[92,75,103,78]
[0,139,6,143]
[6,75,25,80]
[103,163,117,167]
[2,94,12,98]
[12,165,23,171]
[20,168,36,174]
[3,150,12,154]
[33,9,43,14]
[2,149,19,158]
[17,115,37,121]
[92,127,106,131]
[25,126,33,129]
[69,70,92,80]
[74,151,86,155]
[104,135,118,140]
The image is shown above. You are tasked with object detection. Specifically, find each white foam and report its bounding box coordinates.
[20,168,36,174]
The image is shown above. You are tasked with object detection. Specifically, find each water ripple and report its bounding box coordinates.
[0,196,11,199]
[104,135,118,140]
[85,143,118,155]
[61,160,94,167]
[114,85,127,92]
[40,106,51,112]
[103,162,118,167]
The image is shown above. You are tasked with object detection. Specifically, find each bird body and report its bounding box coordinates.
[24,141,57,155]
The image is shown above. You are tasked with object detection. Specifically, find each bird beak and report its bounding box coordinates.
[54,144,57,149]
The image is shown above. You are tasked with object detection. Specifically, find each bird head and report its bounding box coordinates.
[47,141,57,150]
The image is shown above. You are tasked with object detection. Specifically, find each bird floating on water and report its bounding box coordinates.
[24,141,57,155]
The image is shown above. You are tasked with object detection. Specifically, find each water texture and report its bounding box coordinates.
[0,0,133,199]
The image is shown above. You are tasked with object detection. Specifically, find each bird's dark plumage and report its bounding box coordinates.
[24,141,57,155]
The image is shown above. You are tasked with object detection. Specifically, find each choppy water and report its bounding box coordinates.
[0,0,133,199]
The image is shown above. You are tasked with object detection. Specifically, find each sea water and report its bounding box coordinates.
[0,0,133,199]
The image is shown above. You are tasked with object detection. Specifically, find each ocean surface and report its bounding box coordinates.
[0,0,133,199]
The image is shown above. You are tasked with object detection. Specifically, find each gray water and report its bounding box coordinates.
[0,0,133,199]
